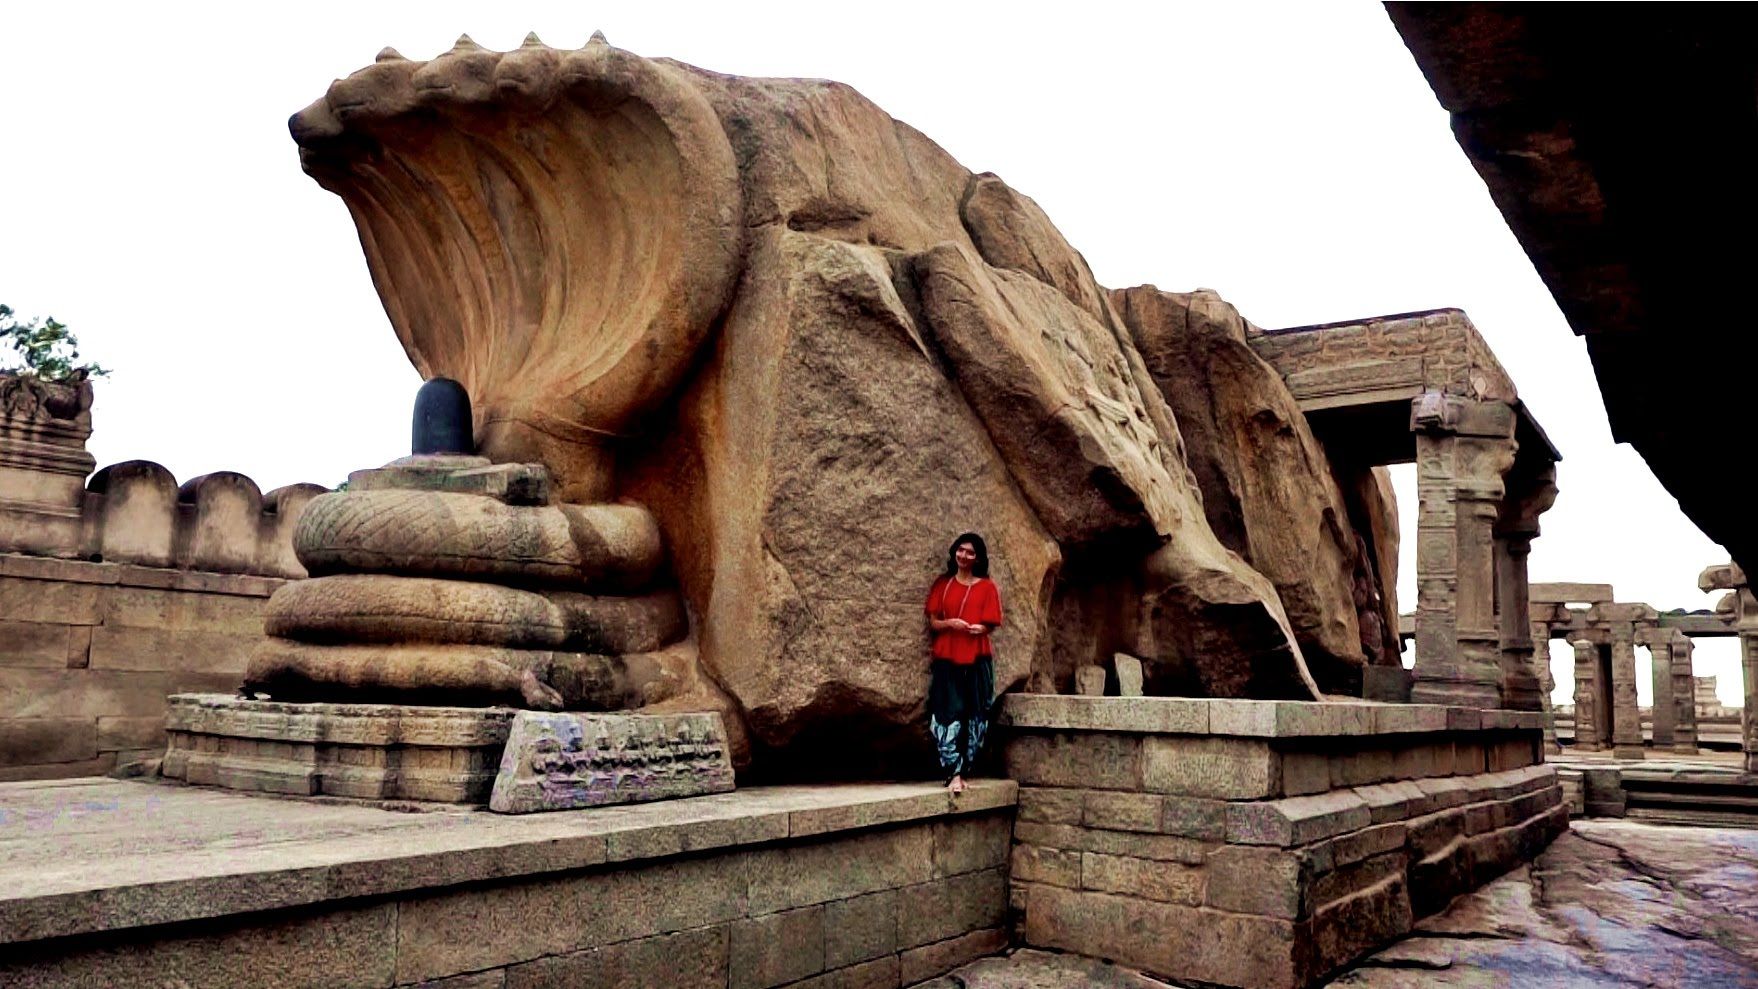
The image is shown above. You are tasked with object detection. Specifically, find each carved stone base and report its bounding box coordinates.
[490,710,735,813]
[161,693,517,804]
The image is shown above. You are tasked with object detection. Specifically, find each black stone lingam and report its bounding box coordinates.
[412,378,473,455]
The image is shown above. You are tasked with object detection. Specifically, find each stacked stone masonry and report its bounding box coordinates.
[1249,309,1518,411]
[1002,696,1565,989]
[0,554,285,781]
[161,694,517,803]
[0,781,1016,989]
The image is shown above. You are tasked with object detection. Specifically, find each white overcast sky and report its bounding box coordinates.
[1,2,1736,705]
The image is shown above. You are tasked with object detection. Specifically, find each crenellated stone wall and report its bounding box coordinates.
[0,371,325,779]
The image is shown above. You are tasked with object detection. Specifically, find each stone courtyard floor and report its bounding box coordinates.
[927,821,1758,988]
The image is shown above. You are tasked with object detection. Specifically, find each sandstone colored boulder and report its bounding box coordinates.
[623,228,1062,774]
[914,244,1182,548]
[290,38,1394,773]
[1113,285,1369,689]
[292,34,745,502]
[1339,464,1403,664]
[959,173,1110,325]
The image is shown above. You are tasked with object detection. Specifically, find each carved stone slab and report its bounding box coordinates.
[489,710,735,814]
[161,693,517,804]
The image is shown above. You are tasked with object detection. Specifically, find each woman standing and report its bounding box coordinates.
[925,532,1003,794]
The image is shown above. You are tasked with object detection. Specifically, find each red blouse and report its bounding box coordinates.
[925,576,1003,664]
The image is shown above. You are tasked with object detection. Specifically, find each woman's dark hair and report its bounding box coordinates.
[943,532,990,578]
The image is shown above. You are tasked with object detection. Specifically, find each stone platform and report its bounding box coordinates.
[160,693,517,803]
[1555,752,1758,827]
[1001,695,1566,989]
[0,776,1016,988]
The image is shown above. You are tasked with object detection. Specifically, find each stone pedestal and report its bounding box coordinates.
[1002,695,1564,989]
[1409,394,1518,709]
[161,694,516,804]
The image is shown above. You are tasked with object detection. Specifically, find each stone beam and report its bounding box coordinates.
[1658,613,1738,638]
[1530,583,1615,606]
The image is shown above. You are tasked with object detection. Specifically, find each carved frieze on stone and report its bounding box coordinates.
[490,710,735,814]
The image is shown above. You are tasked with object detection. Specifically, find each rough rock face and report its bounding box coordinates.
[1339,464,1403,665]
[289,35,1393,773]
[625,228,1061,774]
[1113,286,1371,689]
[1336,822,1758,986]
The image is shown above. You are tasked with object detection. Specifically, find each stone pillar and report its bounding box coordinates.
[1531,619,1559,753]
[1700,564,1757,772]
[1598,611,1647,761]
[1636,627,1674,750]
[1672,633,1698,754]
[1569,634,1602,752]
[0,371,95,558]
[1741,589,1758,774]
[1410,393,1517,709]
[1493,465,1557,713]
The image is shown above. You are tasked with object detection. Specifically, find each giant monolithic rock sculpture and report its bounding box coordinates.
[258,34,1400,775]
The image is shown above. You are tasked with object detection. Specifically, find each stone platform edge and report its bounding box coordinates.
[0,778,1015,946]
[1000,694,1547,737]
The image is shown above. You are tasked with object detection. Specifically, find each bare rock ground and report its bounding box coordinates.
[919,821,1758,988]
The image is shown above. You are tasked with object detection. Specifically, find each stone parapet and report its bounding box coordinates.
[0,778,1015,988]
[1001,695,1566,989]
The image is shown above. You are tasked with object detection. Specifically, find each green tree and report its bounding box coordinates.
[0,304,108,382]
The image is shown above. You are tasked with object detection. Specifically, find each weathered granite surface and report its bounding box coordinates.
[1332,820,1758,986]
[490,710,735,813]
[913,822,1758,988]
[911,948,1178,988]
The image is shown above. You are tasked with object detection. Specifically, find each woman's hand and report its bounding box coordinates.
[966,623,987,635]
